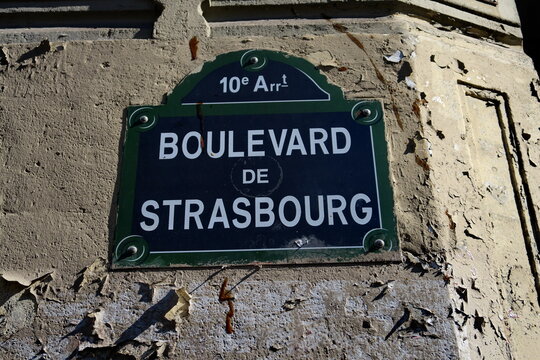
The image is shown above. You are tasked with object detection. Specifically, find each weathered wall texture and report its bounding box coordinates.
[1,0,539,359]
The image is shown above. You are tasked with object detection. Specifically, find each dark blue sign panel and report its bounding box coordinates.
[113,50,397,267]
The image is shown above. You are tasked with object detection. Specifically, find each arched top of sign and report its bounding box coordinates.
[167,49,341,106]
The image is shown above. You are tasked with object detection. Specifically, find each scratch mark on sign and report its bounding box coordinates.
[196,102,205,148]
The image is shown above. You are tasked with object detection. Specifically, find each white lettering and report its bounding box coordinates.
[242,169,270,184]
[163,200,182,230]
[165,127,353,159]
[258,169,269,184]
[159,133,178,160]
[140,200,159,231]
[228,131,245,157]
[327,195,348,225]
[247,129,265,157]
[331,127,351,154]
[184,199,204,229]
[232,197,251,229]
[138,193,375,231]
[350,193,372,225]
[309,128,329,155]
[304,195,325,226]
[229,77,240,93]
[286,128,307,156]
[278,196,301,227]
[268,129,288,156]
[181,131,202,159]
[255,197,274,227]
[207,131,225,158]
[208,198,230,229]
[253,75,269,92]
[242,169,256,184]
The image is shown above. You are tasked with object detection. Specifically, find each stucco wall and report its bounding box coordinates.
[0,1,538,359]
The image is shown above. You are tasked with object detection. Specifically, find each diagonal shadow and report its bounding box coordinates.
[189,268,225,294]
[385,307,410,340]
[64,290,178,359]
[229,266,261,292]
[114,290,177,345]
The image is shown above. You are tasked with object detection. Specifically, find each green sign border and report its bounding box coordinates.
[112,49,398,268]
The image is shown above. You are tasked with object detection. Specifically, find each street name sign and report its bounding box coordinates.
[113,50,397,268]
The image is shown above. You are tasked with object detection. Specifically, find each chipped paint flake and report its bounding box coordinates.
[164,287,191,321]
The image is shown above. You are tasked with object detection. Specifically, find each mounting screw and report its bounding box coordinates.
[372,239,385,250]
[249,56,259,65]
[139,115,149,124]
[126,245,138,256]
[360,109,371,117]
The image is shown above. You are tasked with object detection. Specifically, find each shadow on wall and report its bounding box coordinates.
[0,0,162,41]
[516,0,540,73]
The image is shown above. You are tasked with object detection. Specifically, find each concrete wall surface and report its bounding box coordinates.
[0,0,539,359]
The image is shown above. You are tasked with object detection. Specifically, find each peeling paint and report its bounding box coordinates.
[0,1,539,359]
[164,287,191,322]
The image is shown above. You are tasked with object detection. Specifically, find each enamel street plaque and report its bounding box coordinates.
[113,50,398,268]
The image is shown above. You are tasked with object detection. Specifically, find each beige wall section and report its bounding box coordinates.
[0,0,539,359]
[410,26,540,359]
